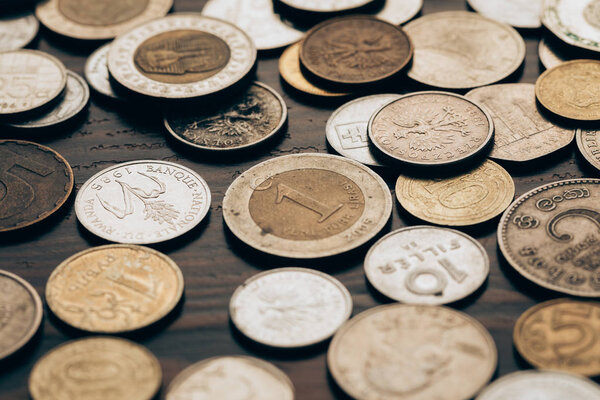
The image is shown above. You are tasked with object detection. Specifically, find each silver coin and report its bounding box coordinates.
[376,0,423,25]
[468,0,542,29]
[326,94,400,167]
[230,268,352,348]
[75,160,211,244]
[543,0,600,53]
[538,38,567,69]
[85,43,119,99]
[279,0,374,13]
[0,12,38,51]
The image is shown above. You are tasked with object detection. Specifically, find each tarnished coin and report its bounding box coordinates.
[328,304,497,400]
[375,0,423,25]
[498,179,600,297]
[577,130,600,171]
[300,16,413,85]
[405,11,525,89]
[536,60,600,121]
[46,245,184,333]
[466,83,575,162]
[223,153,392,258]
[368,91,494,167]
[0,12,38,51]
[364,226,489,305]
[164,82,287,151]
[75,160,211,244]
[108,14,256,99]
[230,268,352,348]
[543,0,600,53]
[514,299,600,376]
[396,160,515,226]
[0,140,74,232]
[84,43,119,99]
[467,0,542,28]
[166,356,294,400]
[29,337,162,400]
[279,0,373,13]
[35,0,172,40]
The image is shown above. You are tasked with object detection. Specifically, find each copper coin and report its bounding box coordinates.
[467,0,542,29]
[279,0,374,13]
[577,129,600,171]
[84,43,120,100]
[542,0,600,53]
[0,11,38,51]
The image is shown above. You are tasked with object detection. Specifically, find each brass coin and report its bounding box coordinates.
[542,0,600,53]
[514,299,600,376]
[396,160,515,226]
[0,140,74,232]
[46,244,184,333]
[29,337,162,400]
[498,179,600,297]
[577,129,600,171]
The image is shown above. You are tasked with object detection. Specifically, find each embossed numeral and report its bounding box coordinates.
[551,305,597,359]
[276,183,343,222]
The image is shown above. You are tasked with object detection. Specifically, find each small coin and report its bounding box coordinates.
[223,153,392,258]
[405,11,525,89]
[29,337,162,400]
[164,82,287,151]
[577,129,600,171]
[368,91,494,167]
[466,83,575,162]
[396,160,515,226]
[467,0,542,29]
[538,38,568,69]
[328,304,497,400]
[84,43,120,99]
[543,0,600,53]
[514,299,600,376]
[300,16,413,85]
[75,160,211,244]
[108,14,256,100]
[279,0,374,13]
[0,11,38,51]
[375,0,423,25]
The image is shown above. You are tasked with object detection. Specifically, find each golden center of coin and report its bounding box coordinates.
[58,0,150,26]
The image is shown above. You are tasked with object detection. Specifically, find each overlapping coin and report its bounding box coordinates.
[467,0,542,28]
[576,129,600,171]
[0,12,38,51]
[375,0,423,25]
[538,38,568,69]
[543,0,600,53]
[84,43,119,100]
[278,0,374,13]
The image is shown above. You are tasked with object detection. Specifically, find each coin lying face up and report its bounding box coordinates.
[577,129,600,171]
[543,0,600,53]
[467,0,542,28]
[279,0,374,13]
[375,0,423,25]
[0,12,38,51]
[85,43,120,100]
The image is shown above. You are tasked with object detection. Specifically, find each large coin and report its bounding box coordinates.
[230,268,352,348]
[0,12,38,51]
[466,83,575,162]
[498,179,600,297]
[300,16,413,85]
[577,129,600,171]
[279,0,373,13]
[75,160,211,244]
[405,11,525,89]
[29,337,162,400]
[543,0,600,53]
[328,304,497,400]
[164,82,287,151]
[368,91,494,167]
[108,14,257,99]
[0,140,74,232]
[396,160,515,226]
[364,226,489,305]
[513,299,600,376]
[467,0,542,28]
[166,356,294,400]
[46,245,184,333]
[223,154,392,258]
[84,43,119,100]
[375,0,423,25]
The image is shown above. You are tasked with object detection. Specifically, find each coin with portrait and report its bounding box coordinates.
[0,12,38,51]
[543,0,600,53]
[85,43,120,99]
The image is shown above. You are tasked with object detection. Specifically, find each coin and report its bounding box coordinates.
[539,38,568,69]
[35,0,173,40]
[577,129,600,171]
[108,14,256,100]
[328,304,497,400]
[375,0,423,25]
[166,356,294,400]
[465,83,575,162]
[364,226,489,305]
[278,0,374,13]
[300,16,413,85]
[0,12,38,51]
[514,299,600,376]
[0,140,74,233]
[396,160,515,226]
[75,160,211,244]
[368,91,494,167]
[164,82,287,151]
[84,43,119,100]
[535,60,600,121]
[467,0,542,29]
[230,268,352,348]
[543,0,600,53]
[29,337,162,400]
[405,11,525,89]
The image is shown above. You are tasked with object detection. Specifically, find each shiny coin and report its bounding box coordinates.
[467,0,542,28]
[543,0,600,53]
[396,160,515,226]
[375,0,423,25]
[223,153,392,258]
[29,337,162,400]
[368,91,494,167]
[46,245,184,333]
[328,304,497,400]
[108,14,256,100]
[405,11,525,89]
[279,0,373,13]
[75,160,211,244]
[166,356,294,400]
[466,83,575,162]
[0,12,38,51]
[84,43,120,100]
[300,16,413,85]
[364,226,489,305]
[164,82,287,151]
[577,129,600,171]
[230,268,352,348]
[0,140,74,232]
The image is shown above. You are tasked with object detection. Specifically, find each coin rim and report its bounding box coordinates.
[84,43,120,99]
[538,38,563,70]
[279,0,374,13]
[466,0,542,29]
[0,12,39,51]
[576,129,600,171]
[542,0,600,53]
[377,0,423,25]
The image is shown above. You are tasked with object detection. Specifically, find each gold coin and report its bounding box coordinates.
[395,160,515,226]
[46,245,184,333]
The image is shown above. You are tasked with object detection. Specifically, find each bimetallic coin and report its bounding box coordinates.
[29,337,162,400]
[328,304,497,400]
[223,153,392,259]
[279,0,373,13]
[0,12,38,51]
[468,0,542,29]
[577,130,600,171]
[375,0,423,25]
[75,160,211,244]
[364,226,489,305]
[543,0,600,53]
[84,43,119,99]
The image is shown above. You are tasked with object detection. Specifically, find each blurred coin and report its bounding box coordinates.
[577,129,600,171]
[376,0,423,25]
[467,0,542,29]
[85,43,120,100]
[0,11,38,51]
[539,38,568,69]
[543,0,600,53]
[279,0,374,13]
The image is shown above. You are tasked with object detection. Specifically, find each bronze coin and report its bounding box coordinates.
[0,140,74,233]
